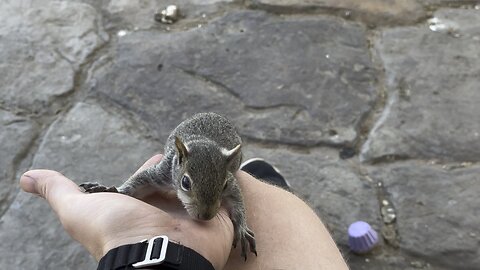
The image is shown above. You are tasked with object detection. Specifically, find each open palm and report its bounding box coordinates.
[20,155,234,270]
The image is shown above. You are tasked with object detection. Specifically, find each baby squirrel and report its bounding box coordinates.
[80,112,257,260]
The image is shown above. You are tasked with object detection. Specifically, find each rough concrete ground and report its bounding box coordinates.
[1,0,479,269]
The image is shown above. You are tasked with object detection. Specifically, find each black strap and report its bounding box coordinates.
[97,238,215,270]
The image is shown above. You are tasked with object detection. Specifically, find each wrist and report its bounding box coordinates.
[162,228,229,270]
[100,235,156,261]
[95,214,180,261]
[97,236,215,270]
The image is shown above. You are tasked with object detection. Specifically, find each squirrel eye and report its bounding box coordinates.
[181,175,191,191]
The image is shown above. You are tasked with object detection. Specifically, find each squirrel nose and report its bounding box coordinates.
[198,212,215,220]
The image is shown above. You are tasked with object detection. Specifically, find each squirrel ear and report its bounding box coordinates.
[175,136,189,163]
[224,144,241,162]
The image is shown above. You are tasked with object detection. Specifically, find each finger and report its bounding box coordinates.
[133,154,163,176]
[20,169,82,211]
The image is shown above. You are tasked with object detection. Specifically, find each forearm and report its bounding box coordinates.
[225,171,348,270]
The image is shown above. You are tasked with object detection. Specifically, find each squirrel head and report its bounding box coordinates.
[172,136,241,220]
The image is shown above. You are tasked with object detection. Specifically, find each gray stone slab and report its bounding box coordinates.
[242,145,381,247]
[31,102,161,181]
[91,10,376,147]
[250,0,426,25]
[361,9,480,162]
[0,102,161,269]
[0,110,38,216]
[369,162,480,269]
[0,1,107,114]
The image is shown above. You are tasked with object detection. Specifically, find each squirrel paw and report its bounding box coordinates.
[79,182,119,193]
[233,226,257,261]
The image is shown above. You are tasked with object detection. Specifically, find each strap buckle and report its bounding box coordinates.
[132,235,169,268]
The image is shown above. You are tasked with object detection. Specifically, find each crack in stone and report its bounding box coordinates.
[3,118,29,127]
[175,66,311,114]
[53,48,75,66]
[343,161,401,248]
[1,3,113,220]
[363,154,412,165]
[375,180,400,248]
[335,30,386,161]
[90,91,162,144]
[41,29,112,125]
[175,67,242,99]
[424,1,480,11]
[244,103,309,114]
[249,0,480,30]
[0,121,41,219]
[247,0,347,16]
[246,1,429,27]
[358,32,394,163]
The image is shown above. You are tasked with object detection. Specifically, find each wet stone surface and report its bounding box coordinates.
[250,0,427,25]
[0,0,107,115]
[0,192,97,270]
[92,10,377,146]
[0,102,160,269]
[251,0,480,25]
[0,1,479,269]
[369,162,480,269]
[361,9,480,163]
[0,110,38,216]
[31,102,161,181]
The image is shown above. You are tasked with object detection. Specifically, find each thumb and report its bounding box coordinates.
[20,169,82,209]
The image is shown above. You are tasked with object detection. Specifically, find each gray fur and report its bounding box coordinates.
[81,112,256,260]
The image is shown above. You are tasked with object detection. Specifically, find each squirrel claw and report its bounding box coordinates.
[245,227,257,257]
[236,226,257,261]
[80,182,118,193]
[79,182,100,189]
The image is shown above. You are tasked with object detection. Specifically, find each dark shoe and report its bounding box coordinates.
[240,158,291,190]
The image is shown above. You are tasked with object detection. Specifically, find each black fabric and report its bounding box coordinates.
[97,238,214,270]
[241,160,290,190]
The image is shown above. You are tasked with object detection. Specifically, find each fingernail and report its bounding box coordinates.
[20,174,38,194]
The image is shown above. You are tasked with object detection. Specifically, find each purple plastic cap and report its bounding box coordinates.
[348,221,378,253]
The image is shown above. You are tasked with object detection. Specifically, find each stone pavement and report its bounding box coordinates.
[1,0,479,269]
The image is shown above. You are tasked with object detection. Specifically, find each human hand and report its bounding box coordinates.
[19,155,234,270]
